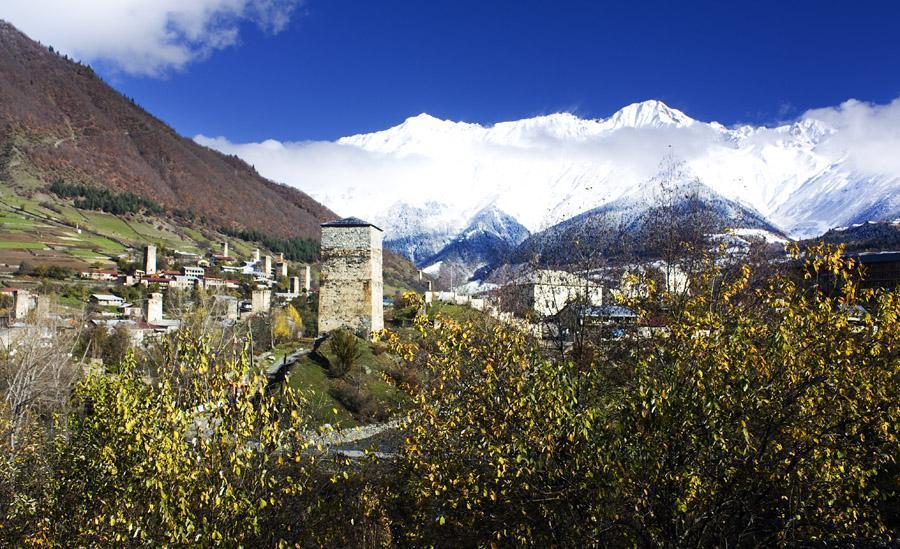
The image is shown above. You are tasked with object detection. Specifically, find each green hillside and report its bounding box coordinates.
[0,175,427,294]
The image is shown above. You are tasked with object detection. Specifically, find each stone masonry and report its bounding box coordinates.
[317,217,384,335]
[144,245,157,275]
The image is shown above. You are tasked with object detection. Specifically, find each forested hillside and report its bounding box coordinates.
[0,20,334,240]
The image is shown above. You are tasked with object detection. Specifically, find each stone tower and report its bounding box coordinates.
[144,245,157,275]
[251,289,271,314]
[144,292,163,324]
[317,217,383,335]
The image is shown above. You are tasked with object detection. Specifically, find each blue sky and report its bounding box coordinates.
[5,0,900,141]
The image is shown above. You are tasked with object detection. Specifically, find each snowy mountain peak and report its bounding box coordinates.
[401,112,447,128]
[202,97,900,250]
[419,205,531,278]
[460,205,530,244]
[603,99,695,129]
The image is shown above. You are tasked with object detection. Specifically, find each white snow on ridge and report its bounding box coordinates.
[197,98,900,244]
[730,228,789,244]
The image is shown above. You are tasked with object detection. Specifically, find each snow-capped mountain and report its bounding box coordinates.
[515,175,783,267]
[420,205,530,280]
[197,98,900,268]
[374,201,462,266]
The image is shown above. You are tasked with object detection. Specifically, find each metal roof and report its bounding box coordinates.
[91,294,124,301]
[849,251,900,264]
[321,217,383,231]
[578,305,638,318]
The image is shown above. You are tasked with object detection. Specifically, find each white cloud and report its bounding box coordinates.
[195,97,900,237]
[195,122,724,231]
[1,0,302,76]
[804,98,900,176]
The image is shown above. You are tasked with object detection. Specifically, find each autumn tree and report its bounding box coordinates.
[379,245,899,546]
[272,304,303,344]
[5,329,318,545]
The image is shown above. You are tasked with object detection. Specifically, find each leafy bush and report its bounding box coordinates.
[1,330,318,545]
[327,329,361,378]
[32,264,73,280]
[392,291,422,322]
[378,245,899,546]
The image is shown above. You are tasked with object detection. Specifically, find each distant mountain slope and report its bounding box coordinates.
[514,178,783,267]
[421,205,529,279]
[325,101,899,242]
[806,221,900,252]
[0,20,334,240]
[375,201,461,266]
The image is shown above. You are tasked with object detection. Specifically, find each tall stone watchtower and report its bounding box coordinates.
[144,245,157,275]
[317,217,384,335]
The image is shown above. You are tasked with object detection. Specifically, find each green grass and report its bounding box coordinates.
[80,212,141,240]
[74,234,126,254]
[0,172,314,277]
[427,302,484,323]
[58,294,86,309]
[0,211,38,228]
[0,240,46,249]
[126,219,203,253]
[282,336,404,428]
[286,357,359,428]
[226,238,254,259]
[66,247,107,258]
[54,204,91,225]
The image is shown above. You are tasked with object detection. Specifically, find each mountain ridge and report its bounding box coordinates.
[0,20,335,240]
[420,205,530,279]
[255,98,897,249]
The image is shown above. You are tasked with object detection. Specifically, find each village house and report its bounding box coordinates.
[173,250,200,264]
[118,302,143,318]
[183,265,205,279]
[250,288,271,315]
[214,295,239,320]
[851,251,900,289]
[79,269,118,281]
[139,275,173,288]
[500,269,603,318]
[91,293,125,307]
[203,277,225,290]
[615,261,690,299]
[1,287,40,321]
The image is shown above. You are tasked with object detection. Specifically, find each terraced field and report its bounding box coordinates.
[0,185,220,272]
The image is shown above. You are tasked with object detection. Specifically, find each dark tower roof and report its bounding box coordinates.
[321,217,383,232]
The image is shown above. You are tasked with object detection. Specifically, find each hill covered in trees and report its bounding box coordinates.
[0,20,334,240]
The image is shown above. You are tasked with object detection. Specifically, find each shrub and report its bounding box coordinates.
[379,245,900,546]
[327,329,361,378]
[1,330,319,545]
[329,380,389,422]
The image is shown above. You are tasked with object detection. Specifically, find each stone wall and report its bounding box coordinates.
[318,224,384,335]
